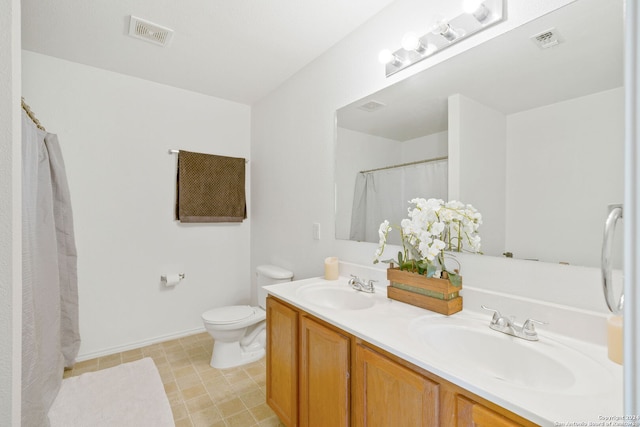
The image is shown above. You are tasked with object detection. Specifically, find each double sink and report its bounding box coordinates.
[294,281,615,396]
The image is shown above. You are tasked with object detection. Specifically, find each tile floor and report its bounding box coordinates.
[63,332,285,427]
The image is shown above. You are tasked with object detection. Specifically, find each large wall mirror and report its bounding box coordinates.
[335,0,623,268]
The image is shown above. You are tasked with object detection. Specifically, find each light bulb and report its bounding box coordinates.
[463,0,490,23]
[401,33,422,52]
[434,21,459,42]
[378,49,395,65]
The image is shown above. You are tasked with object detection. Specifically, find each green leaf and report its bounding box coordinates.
[398,251,404,266]
[448,272,462,287]
[426,264,437,278]
[415,261,427,276]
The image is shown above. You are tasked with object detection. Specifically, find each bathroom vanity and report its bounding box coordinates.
[264,277,622,426]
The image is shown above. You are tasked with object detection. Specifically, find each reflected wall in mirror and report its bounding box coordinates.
[335,0,623,268]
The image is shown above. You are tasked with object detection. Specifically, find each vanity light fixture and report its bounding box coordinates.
[380,0,505,77]
[378,49,405,66]
[401,33,426,53]
[433,21,461,42]
[399,33,437,59]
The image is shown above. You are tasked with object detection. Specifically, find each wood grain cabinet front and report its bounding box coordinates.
[299,315,350,427]
[266,297,299,427]
[354,343,439,426]
[456,395,524,427]
[265,295,536,427]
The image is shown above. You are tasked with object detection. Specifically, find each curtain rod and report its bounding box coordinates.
[360,156,447,174]
[168,149,249,163]
[21,97,46,131]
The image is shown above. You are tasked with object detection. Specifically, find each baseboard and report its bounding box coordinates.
[75,326,207,362]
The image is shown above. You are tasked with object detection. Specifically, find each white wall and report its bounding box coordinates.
[446,88,624,267]
[22,51,251,359]
[505,87,624,266]
[0,0,22,423]
[449,94,507,257]
[400,131,448,163]
[250,0,577,302]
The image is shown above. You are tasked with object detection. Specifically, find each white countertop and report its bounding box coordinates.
[264,276,623,427]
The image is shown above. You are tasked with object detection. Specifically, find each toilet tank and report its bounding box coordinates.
[256,265,293,309]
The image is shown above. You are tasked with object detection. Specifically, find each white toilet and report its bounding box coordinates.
[202,265,293,369]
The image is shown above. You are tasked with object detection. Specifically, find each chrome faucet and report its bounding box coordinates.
[481,305,547,341]
[348,275,376,293]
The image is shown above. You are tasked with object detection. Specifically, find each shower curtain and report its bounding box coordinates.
[349,159,448,244]
[22,110,80,426]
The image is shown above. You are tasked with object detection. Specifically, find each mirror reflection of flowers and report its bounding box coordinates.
[374,198,482,287]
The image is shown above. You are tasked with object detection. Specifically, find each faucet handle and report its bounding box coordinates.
[481,305,502,323]
[522,318,548,337]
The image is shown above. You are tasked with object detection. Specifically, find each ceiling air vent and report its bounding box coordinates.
[357,100,386,112]
[128,16,174,47]
[531,28,563,49]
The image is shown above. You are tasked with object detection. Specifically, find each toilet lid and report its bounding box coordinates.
[202,305,256,325]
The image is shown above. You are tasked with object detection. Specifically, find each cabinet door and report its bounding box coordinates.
[300,316,350,427]
[266,297,299,427]
[456,395,523,427]
[355,344,439,426]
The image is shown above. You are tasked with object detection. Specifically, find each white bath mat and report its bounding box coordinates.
[49,357,175,427]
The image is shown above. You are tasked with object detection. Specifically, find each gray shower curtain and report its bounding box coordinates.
[22,110,80,426]
[349,159,448,244]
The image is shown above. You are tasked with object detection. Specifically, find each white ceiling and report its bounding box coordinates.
[21,0,396,105]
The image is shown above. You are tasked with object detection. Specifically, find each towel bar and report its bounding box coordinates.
[168,149,249,163]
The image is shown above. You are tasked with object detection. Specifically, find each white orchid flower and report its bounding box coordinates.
[373,198,482,273]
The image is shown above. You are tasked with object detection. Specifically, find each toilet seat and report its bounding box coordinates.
[202,305,265,328]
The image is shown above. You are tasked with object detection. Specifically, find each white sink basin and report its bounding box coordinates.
[295,283,377,310]
[409,315,615,395]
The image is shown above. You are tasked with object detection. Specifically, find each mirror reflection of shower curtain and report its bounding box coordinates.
[22,111,79,426]
[350,159,448,244]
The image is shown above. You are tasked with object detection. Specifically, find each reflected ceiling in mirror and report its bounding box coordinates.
[335,0,623,268]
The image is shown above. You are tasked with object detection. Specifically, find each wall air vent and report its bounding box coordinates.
[531,28,563,49]
[357,100,386,112]
[128,16,174,47]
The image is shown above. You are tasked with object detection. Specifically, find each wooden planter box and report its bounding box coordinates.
[387,267,462,315]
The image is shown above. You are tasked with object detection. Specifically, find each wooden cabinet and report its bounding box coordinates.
[354,343,439,426]
[267,297,350,427]
[299,315,350,427]
[266,296,536,427]
[456,395,523,427]
[266,297,299,427]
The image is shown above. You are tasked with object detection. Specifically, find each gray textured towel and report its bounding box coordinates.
[176,150,247,223]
